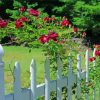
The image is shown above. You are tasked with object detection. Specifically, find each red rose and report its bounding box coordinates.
[39,35,49,44]
[0,19,8,28]
[73,27,78,33]
[28,9,39,16]
[15,19,23,29]
[43,17,50,22]
[95,50,100,56]
[48,31,58,41]
[19,6,26,12]
[61,20,69,26]
[60,40,65,44]
[20,16,29,22]
[89,57,96,62]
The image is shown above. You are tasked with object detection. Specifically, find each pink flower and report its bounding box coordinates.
[28,9,39,16]
[61,19,69,26]
[89,57,96,62]
[0,19,8,28]
[39,35,49,44]
[48,31,58,41]
[15,19,23,29]
[19,6,26,12]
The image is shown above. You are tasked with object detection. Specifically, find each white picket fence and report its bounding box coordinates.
[0,44,100,100]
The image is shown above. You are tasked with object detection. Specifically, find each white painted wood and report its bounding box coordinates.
[68,58,72,100]
[93,48,96,67]
[14,62,22,100]
[5,89,30,100]
[57,57,62,100]
[0,44,5,100]
[85,50,89,100]
[45,58,50,100]
[30,59,37,100]
[77,54,81,99]
[93,48,96,100]
[85,50,89,83]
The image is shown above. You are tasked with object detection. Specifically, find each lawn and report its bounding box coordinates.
[3,46,45,94]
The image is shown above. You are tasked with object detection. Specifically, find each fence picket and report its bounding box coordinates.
[77,54,81,99]
[85,50,89,100]
[92,48,96,100]
[30,59,37,100]
[68,58,72,100]
[93,48,96,67]
[14,62,22,100]
[57,57,62,100]
[45,58,50,100]
[0,44,5,100]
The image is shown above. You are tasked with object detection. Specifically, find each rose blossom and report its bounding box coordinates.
[0,19,8,28]
[95,50,100,56]
[28,9,39,16]
[48,31,58,41]
[89,57,96,62]
[61,19,69,26]
[19,6,26,12]
[15,19,23,28]
[39,35,49,44]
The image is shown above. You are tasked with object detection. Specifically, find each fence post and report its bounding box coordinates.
[30,59,37,100]
[93,48,96,67]
[14,62,22,100]
[57,57,62,100]
[92,48,96,100]
[77,54,81,99]
[68,57,72,100]
[85,50,89,100]
[0,44,5,100]
[45,58,50,100]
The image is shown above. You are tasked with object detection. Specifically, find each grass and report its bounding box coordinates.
[3,46,45,94]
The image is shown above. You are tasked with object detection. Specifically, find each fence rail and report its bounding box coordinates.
[0,44,100,100]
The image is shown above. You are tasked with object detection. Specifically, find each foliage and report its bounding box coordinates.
[53,0,100,34]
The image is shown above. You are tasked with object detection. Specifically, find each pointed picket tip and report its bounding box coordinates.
[45,58,50,63]
[0,44,4,61]
[44,58,50,68]
[93,48,96,57]
[15,62,20,68]
[14,62,20,74]
[77,54,81,60]
[85,49,89,59]
[57,56,62,67]
[93,48,96,67]
[30,59,36,67]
